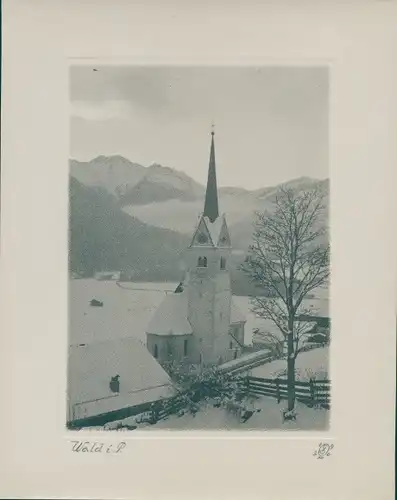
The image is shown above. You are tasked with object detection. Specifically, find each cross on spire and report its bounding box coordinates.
[203,126,219,223]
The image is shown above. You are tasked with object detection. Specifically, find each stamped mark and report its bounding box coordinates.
[70,440,127,454]
[313,442,334,459]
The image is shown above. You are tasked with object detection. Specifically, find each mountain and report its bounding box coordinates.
[229,178,329,250]
[118,164,204,206]
[70,156,147,198]
[70,154,329,253]
[69,176,189,281]
[69,156,204,205]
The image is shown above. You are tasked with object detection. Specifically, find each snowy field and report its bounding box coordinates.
[251,347,329,381]
[87,395,329,431]
[69,279,328,347]
[152,397,329,431]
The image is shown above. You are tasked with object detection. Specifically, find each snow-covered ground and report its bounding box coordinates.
[92,395,329,431]
[251,346,329,381]
[69,279,328,347]
[69,280,177,345]
[233,293,328,347]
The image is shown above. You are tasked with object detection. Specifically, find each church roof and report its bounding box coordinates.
[203,130,219,223]
[204,215,224,246]
[146,291,193,336]
[189,129,233,248]
[190,213,230,248]
[230,297,246,324]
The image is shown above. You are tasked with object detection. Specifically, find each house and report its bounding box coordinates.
[94,271,121,281]
[146,130,247,368]
[296,296,330,328]
[67,337,175,427]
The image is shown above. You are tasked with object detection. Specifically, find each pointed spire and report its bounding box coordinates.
[203,125,219,223]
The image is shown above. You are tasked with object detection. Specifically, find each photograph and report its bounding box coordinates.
[67,65,330,431]
[2,2,396,498]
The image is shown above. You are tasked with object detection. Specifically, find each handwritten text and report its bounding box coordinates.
[70,440,127,454]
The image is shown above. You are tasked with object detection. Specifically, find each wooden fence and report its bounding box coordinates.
[156,395,188,420]
[154,376,331,422]
[239,376,331,409]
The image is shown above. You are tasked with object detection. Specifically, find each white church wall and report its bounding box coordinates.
[185,237,234,365]
[146,333,192,364]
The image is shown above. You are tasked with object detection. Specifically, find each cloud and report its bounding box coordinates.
[70,66,170,111]
[70,100,132,121]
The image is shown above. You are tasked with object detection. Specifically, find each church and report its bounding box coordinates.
[146,130,246,368]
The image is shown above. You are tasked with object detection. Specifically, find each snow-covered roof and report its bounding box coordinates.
[190,213,230,248]
[218,348,271,373]
[68,336,175,421]
[146,291,193,336]
[69,279,168,345]
[204,215,224,246]
[230,297,246,324]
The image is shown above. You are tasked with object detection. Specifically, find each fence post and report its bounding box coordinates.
[309,378,315,407]
[275,378,281,404]
[325,382,330,409]
[245,376,250,396]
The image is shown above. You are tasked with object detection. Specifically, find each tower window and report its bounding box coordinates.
[154,344,158,358]
[229,341,233,349]
[184,339,188,356]
[197,256,207,268]
[220,257,226,270]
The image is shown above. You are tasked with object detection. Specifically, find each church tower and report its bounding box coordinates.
[146,128,246,369]
[185,128,233,366]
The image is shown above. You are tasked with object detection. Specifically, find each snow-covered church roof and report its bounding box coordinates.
[204,215,225,246]
[146,290,193,336]
[190,213,231,248]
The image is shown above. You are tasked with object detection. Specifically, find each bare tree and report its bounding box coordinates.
[242,185,330,412]
[252,328,284,358]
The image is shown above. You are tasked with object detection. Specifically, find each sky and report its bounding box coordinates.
[70,66,328,190]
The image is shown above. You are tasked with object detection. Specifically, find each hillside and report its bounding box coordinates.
[69,177,278,294]
[229,178,329,250]
[69,176,189,281]
[122,176,329,250]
